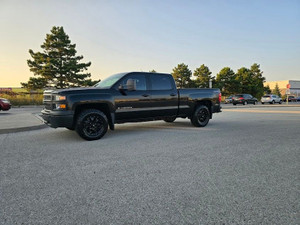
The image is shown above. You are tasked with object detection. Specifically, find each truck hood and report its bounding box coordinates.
[44,87,111,95]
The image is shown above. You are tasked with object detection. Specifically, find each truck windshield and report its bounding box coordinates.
[94,73,126,89]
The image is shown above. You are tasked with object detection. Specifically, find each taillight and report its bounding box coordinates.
[219,93,222,102]
[239,97,244,100]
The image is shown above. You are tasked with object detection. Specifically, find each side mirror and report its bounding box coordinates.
[126,79,136,91]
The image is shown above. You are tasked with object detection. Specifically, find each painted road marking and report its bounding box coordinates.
[223,109,300,114]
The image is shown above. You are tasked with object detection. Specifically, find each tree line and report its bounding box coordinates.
[22,26,269,99]
[170,63,266,98]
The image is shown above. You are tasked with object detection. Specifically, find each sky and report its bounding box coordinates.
[0,0,299,87]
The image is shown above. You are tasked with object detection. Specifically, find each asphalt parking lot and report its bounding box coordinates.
[0,106,299,224]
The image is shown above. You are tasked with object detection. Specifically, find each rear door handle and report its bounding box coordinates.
[142,94,149,97]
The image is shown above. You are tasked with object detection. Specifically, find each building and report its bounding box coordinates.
[264,80,300,97]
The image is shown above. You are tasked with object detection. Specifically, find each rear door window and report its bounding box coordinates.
[150,74,173,90]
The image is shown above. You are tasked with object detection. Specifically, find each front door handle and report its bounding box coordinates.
[142,94,149,97]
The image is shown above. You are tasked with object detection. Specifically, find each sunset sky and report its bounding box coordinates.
[0,0,299,87]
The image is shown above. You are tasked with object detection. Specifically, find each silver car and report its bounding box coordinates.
[261,94,282,104]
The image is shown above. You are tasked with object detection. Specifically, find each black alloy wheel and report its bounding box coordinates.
[76,109,108,141]
[191,105,210,127]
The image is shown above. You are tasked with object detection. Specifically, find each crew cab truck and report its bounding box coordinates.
[42,72,222,140]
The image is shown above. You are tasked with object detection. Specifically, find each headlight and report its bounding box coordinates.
[54,95,66,101]
[2,99,10,104]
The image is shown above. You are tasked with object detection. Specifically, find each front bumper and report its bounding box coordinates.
[41,109,74,128]
[0,103,11,111]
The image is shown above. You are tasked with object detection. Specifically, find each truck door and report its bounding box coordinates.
[114,73,151,121]
[149,74,178,117]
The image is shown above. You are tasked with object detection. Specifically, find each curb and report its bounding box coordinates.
[0,113,48,135]
[0,124,47,134]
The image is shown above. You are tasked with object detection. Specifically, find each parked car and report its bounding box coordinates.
[0,98,11,111]
[232,94,258,105]
[261,94,282,104]
[283,95,297,102]
[224,96,233,104]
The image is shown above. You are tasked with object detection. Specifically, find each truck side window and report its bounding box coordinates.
[150,74,173,90]
[120,74,147,91]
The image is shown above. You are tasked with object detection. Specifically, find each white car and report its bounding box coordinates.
[261,95,282,104]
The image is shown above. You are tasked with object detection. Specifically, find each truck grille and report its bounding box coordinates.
[44,103,54,110]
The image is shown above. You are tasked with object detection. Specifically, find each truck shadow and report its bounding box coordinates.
[52,120,218,141]
[105,120,216,139]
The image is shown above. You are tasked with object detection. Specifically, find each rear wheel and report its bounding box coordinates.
[261,102,264,104]
[243,101,247,105]
[272,100,275,104]
[76,109,108,141]
[279,100,282,104]
[191,105,210,127]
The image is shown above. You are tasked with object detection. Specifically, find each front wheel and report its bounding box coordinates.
[191,105,210,127]
[76,109,108,141]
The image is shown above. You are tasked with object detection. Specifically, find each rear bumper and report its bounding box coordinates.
[212,104,222,113]
[41,109,74,128]
[232,100,244,104]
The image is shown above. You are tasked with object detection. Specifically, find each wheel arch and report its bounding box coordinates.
[194,100,212,119]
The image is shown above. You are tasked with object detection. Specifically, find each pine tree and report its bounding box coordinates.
[215,67,237,95]
[193,64,214,88]
[235,64,266,98]
[23,26,92,89]
[273,83,281,97]
[171,63,192,88]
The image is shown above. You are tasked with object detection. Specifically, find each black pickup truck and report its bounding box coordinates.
[42,72,221,140]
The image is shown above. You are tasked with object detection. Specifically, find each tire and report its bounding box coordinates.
[261,102,264,104]
[272,100,275,104]
[191,105,210,127]
[279,100,282,104]
[243,101,247,105]
[233,103,236,105]
[163,116,176,123]
[253,101,256,105]
[76,109,108,141]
